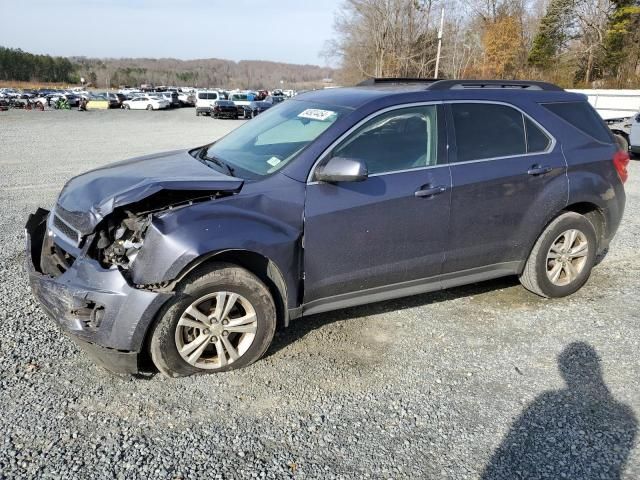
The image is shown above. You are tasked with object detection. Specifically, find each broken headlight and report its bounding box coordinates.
[96,211,151,269]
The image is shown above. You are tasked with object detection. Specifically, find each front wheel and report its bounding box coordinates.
[147,104,153,111]
[520,212,597,298]
[149,263,276,377]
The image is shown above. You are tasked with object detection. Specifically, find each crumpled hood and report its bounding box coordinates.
[55,149,243,234]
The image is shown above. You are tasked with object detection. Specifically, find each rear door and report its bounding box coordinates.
[303,104,451,303]
[443,101,567,274]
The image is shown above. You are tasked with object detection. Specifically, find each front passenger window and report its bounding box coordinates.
[332,105,439,175]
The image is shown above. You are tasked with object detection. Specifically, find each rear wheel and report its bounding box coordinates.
[613,133,629,152]
[520,212,597,298]
[147,104,153,111]
[149,263,276,377]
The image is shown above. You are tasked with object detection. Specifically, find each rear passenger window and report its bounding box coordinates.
[525,117,551,152]
[451,103,526,162]
[542,101,611,143]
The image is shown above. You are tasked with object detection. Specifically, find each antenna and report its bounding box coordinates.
[434,8,445,78]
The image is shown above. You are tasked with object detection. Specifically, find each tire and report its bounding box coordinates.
[520,212,597,298]
[149,262,276,377]
[124,104,130,110]
[147,104,153,111]
[613,133,629,152]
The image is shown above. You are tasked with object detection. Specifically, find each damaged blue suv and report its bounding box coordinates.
[25,79,629,377]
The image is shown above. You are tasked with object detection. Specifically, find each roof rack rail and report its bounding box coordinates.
[357,77,440,86]
[427,79,563,91]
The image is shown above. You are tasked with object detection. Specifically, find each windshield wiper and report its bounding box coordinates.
[200,151,235,176]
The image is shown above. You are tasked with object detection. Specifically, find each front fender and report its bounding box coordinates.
[129,183,305,308]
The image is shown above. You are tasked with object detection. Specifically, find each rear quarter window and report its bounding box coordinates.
[541,101,612,144]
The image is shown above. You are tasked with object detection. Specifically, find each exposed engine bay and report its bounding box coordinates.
[97,210,151,269]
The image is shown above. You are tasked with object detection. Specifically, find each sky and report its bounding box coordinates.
[0,0,342,66]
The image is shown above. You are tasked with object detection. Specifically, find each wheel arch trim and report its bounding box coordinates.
[168,249,290,328]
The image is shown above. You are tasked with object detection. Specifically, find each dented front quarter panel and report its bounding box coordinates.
[130,172,306,308]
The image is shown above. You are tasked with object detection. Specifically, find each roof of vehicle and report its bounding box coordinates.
[293,78,586,109]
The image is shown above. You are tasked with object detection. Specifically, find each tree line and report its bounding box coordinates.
[0,46,334,90]
[72,57,334,90]
[325,0,640,88]
[0,47,77,83]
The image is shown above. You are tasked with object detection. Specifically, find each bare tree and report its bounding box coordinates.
[325,0,445,82]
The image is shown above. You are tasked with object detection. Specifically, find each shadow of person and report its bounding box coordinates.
[482,342,637,480]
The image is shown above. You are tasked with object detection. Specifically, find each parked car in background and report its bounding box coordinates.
[49,92,80,108]
[631,112,640,157]
[210,99,238,119]
[178,91,196,107]
[105,93,122,109]
[119,88,142,96]
[25,78,629,377]
[241,101,272,118]
[156,91,180,108]
[229,92,251,115]
[264,94,286,105]
[122,96,169,110]
[195,91,221,116]
[86,94,110,110]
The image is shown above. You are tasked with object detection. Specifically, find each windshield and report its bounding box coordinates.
[203,100,350,178]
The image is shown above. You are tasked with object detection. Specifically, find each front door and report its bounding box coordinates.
[303,104,451,304]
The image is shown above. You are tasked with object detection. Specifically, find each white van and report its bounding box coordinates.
[195,91,220,116]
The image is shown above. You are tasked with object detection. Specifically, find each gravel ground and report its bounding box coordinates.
[0,107,639,479]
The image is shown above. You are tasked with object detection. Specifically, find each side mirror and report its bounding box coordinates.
[315,156,368,183]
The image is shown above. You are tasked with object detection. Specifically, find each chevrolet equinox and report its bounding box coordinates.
[25,79,630,377]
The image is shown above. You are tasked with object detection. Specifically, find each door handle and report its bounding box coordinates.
[415,185,447,198]
[527,165,553,176]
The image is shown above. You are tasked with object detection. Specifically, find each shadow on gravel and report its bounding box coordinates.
[267,276,521,358]
[482,342,637,480]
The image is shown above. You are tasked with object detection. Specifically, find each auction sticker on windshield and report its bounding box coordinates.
[297,109,336,121]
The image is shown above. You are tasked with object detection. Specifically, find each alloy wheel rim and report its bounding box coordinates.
[175,292,257,369]
[546,229,589,286]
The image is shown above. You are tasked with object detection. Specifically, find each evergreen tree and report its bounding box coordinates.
[602,0,640,80]
[528,0,576,69]
[0,46,76,83]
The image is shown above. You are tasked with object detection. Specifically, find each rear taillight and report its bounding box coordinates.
[613,150,630,183]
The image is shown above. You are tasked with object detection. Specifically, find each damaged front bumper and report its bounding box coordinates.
[24,208,173,374]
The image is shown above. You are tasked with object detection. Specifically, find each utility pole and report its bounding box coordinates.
[434,7,445,78]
